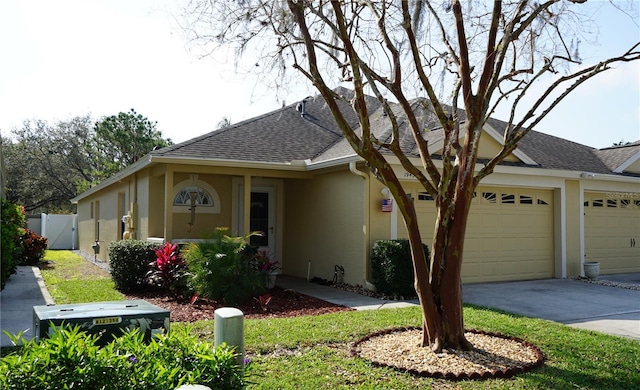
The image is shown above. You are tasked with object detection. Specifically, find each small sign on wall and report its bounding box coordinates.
[382,198,393,212]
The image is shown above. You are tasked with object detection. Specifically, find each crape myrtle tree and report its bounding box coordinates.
[182,0,640,351]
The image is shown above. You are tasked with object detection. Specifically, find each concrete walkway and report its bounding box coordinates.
[462,275,640,340]
[0,266,54,347]
[277,274,640,340]
[276,275,419,310]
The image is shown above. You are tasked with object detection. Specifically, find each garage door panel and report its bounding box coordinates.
[480,214,499,229]
[584,192,640,274]
[464,237,480,255]
[402,185,554,283]
[500,237,522,251]
[499,215,519,228]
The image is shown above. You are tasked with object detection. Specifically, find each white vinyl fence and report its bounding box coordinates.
[40,214,78,250]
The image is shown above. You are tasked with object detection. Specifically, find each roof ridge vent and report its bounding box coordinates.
[296,98,308,117]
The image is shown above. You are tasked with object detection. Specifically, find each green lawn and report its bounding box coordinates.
[33,251,640,388]
[39,250,125,304]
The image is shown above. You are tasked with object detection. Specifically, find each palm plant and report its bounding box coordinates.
[183,228,266,305]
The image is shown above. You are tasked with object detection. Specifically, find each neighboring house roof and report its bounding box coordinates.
[313,95,638,176]
[593,141,640,173]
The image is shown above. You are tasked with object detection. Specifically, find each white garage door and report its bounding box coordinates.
[584,192,640,274]
[399,185,555,283]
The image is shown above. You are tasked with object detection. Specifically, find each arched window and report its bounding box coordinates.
[172,179,221,214]
[173,186,213,206]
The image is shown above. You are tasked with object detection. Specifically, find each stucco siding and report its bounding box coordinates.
[76,198,96,258]
[478,135,519,162]
[368,178,394,246]
[284,170,366,285]
[169,173,234,240]
[148,174,164,238]
[77,181,130,262]
[135,172,150,240]
[563,181,582,276]
[624,159,640,173]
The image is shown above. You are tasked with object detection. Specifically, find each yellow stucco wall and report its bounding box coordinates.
[283,169,366,285]
[624,158,640,173]
[148,174,164,238]
[169,173,233,239]
[433,133,519,162]
[368,178,394,247]
[477,134,519,162]
[76,197,96,258]
[564,180,582,276]
[77,180,131,262]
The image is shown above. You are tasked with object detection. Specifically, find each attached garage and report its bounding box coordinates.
[399,185,555,283]
[584,192,640,274]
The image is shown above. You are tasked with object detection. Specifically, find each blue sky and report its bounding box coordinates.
[0,0,638,149]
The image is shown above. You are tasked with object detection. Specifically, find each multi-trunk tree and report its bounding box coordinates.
[182,0,640,351]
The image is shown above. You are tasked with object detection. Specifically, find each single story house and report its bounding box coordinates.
[72,88,640,286]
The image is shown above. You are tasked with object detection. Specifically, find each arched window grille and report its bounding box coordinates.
[173,186,213,206]
[172,179,221,214]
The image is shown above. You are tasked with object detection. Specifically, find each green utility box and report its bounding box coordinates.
[33,300,170,345]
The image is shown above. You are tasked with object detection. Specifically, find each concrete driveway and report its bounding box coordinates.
[463,274,640,340]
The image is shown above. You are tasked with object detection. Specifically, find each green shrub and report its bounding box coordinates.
[1,200,25,290]
[370,239,430,298]
[108,240,159,292]
[184,228,266,305]
[0,325,247,390]
[15,229,48,266]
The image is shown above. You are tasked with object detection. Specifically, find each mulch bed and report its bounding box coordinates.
[352,327,545,380]
[125,286,354,322]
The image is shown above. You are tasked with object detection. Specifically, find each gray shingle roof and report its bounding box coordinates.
[152,87,380,163]
[593,141,640,171]
[152,88,639,176]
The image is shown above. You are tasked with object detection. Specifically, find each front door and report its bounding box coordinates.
[234,182,276,257]
[249,188,275,254]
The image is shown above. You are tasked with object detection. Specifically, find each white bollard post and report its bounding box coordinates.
[214,307,245,366]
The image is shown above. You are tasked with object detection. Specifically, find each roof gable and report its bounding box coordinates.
[152,88,379,163]
[594,141,640,173]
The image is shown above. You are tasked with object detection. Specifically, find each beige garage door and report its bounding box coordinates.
[399,185,555,283]
[584,192,640,274]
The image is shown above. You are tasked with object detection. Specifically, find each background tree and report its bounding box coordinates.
[94,109,172,181]
[217,116,232,129]
[2,116,95,213]
[2,111,172,213]
[183,0,638,352]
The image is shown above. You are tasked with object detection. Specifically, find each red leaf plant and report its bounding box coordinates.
[148,242,188,296]
[254,293,272,312]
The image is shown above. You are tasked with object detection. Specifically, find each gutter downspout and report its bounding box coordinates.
[349,161,376,291]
